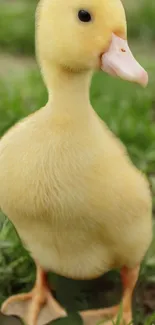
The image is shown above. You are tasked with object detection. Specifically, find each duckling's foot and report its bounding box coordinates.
[1,265,67,325]
[80,305,132,325]
[80,265,140,325]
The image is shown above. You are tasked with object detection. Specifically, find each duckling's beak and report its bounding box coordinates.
[101,34,148,87]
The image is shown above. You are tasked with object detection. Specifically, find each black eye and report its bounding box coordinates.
[78,10,92,23]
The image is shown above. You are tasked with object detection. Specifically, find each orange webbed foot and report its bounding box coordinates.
[79,265,140,325]
[1,266,67,325]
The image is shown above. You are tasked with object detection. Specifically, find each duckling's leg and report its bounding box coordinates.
[1,265,67,325]
[80,265,139,325]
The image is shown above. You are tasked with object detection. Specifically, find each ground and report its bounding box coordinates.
[0,0,155,324]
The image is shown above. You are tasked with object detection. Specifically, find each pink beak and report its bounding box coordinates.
[101,34,148,87]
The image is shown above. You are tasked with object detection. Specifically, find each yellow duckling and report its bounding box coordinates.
[0,0,152,324]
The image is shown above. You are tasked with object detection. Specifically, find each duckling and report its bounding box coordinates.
[0,0,152,324]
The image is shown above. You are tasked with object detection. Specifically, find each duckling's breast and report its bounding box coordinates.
[0,109,152,279]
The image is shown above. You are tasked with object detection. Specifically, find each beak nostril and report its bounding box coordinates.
[101,34,148,87]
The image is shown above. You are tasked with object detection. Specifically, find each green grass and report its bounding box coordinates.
[127,0,155,41]
[0,1,36,55]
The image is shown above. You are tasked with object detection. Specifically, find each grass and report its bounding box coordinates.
[0,1,36,55]
[126,1,155,42]
[0,0,155,324]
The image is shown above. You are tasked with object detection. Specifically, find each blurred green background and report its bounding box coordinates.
[0,0,155,324]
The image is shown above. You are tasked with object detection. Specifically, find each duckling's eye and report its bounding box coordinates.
[78,10,92,23]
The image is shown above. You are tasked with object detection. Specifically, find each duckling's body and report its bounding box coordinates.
[0,91,151,280]
[0,0,152,323]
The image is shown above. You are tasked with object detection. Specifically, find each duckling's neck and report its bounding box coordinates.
[42,63,93,119]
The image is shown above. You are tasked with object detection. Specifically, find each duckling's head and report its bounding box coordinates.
[36,0,148,86]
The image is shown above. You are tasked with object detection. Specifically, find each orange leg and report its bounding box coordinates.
[80,265,140,325]
[1,265,67,325]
